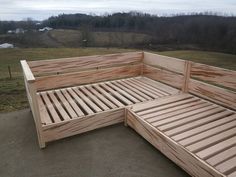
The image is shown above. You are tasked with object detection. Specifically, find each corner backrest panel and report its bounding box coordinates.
[142,52,236,110]
[29,52,143,91]
[189,62,236,110]
[142,52,186,89]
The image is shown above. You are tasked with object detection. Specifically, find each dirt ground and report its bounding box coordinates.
[0,109,189,177]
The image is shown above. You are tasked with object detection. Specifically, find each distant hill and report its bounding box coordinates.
[0,29,152,48]
[0,12,236,53]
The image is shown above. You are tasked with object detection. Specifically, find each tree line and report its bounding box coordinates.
[0,12,236,54]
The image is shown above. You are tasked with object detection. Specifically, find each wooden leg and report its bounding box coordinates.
[35,127,46,149]
[39,140,46,149]
[124,108,128,127]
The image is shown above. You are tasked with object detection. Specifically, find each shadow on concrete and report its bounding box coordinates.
[0,109,190,177]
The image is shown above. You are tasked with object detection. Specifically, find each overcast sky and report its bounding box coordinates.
[1,0,236,21]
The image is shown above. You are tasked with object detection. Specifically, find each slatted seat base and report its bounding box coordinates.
[36,77,179,142]
[127,94,236,177]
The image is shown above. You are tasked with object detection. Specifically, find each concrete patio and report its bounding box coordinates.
[0,109,189,177]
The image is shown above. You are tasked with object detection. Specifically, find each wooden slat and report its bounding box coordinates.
[60,89,85,117]
[20,60,35,82]
[207,146,236,166]
[67,88,94,115]
[189,79,236,110]
[93,85,124,107]
[132,94,192,112]
[191,62,236,90]
[152,102,213,127]
[166,111,233,136]
[143,52,185,74]
[111,81,146,102]
[143,64,184,89]
[35,64,141,91]
[37,94,52,125]
[157,106,223,131]
[29,52,143,75]
[121,79,155,99]
[215,156,236,174]
[131,78,168,96]
[138,97,199,117]
[86,85,117,109]
[126,78,162,98]
[105,82,140,103]
[54,90,77,118]
[228,171,236,177]
[80,86,110,111]
[137,77,179,95]
[186,127,236,152]
[47,91,71,121]
[144,99,202,120]
[196,136,236,159]
[117,79,151,100]
[100,83,133,105]
[41,92,61,123]
[179,120,236,146]
[72,87,102,113]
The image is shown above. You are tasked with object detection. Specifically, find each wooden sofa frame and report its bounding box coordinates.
[21,51,236,177]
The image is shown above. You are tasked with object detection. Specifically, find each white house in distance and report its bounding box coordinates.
[7,28,25,34]
[38,27,53,32]
[15,28,25,34]
[0,43,14,48]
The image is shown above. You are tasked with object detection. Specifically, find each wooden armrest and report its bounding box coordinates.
[20,60,35,83]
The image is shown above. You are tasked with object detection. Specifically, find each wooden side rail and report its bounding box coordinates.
[20,60,45,148]
[20,60,35,82]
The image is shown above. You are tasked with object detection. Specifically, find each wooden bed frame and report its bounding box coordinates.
[21,51,236,177]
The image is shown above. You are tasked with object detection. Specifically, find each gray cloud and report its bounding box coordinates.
[0,0,236,20]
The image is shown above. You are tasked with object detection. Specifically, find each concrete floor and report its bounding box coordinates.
[0,109,190,177]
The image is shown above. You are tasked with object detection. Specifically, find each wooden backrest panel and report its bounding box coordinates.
[143,64,184,89]
[143,52,186,89]
[191,62,236,90]
[35,64,142,91]
[143,52,185,74]
[188,62,236,110]
[29,52,143,76]
[142,52,236,110]
[189,79,236,110]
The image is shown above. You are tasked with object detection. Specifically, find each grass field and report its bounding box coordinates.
[0,48,235,112]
